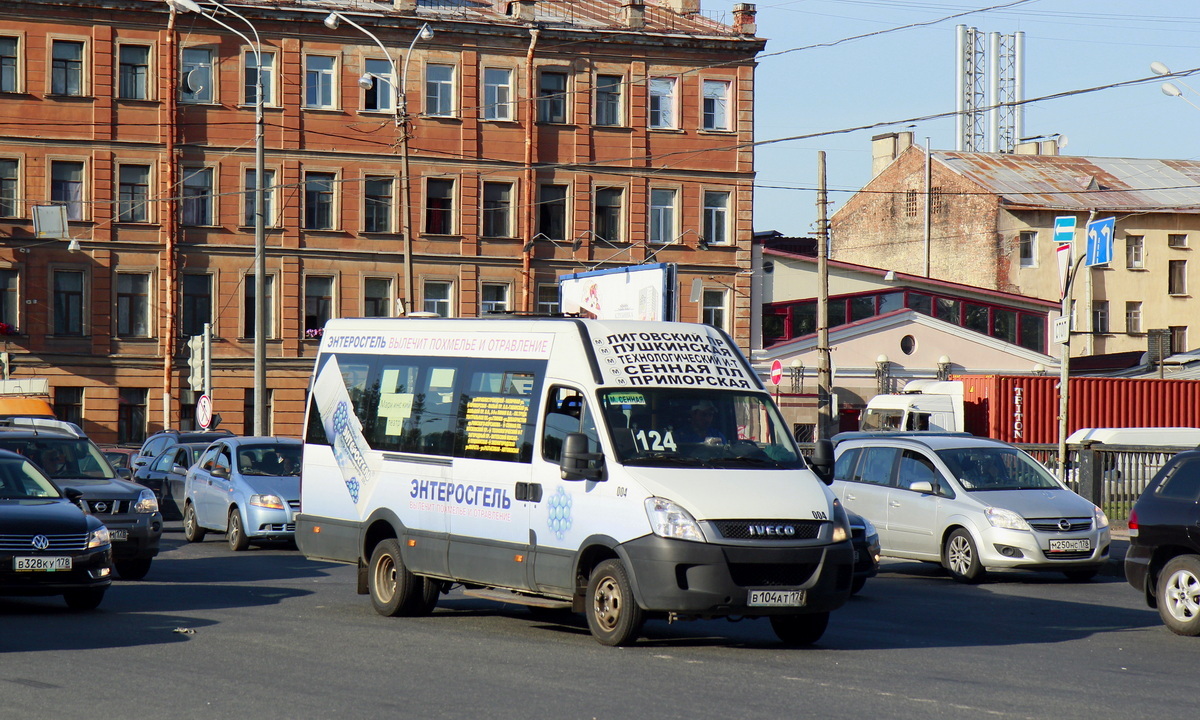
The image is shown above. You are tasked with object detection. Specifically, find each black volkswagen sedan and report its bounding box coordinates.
[0,449,113,609]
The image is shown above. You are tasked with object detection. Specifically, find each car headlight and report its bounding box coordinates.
[1094,505,1110,529]
[88,526,111,548]
[134,488,159,514]
[985,506,1030,531]
[831,498,851,543]
[250,494,285,509]
[859,514,879,542]
[644,497,705,542]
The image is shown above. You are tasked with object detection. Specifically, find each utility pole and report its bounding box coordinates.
[816,152,834,439]
[1056,210,1095,483]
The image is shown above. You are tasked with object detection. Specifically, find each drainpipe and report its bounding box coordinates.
[521,27,540,312]
[162,6,181,431]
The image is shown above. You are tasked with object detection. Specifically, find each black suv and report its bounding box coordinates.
[0,424,163,580]
[131,429,233,472]
[0,449,112,609]
[1125,449,1200,635]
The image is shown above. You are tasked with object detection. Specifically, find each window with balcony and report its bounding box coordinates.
[116,272,150,337]
[117,164,150,223]
[51,40,84,96]
[118,45,149,100]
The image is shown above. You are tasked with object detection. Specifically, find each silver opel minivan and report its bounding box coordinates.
[831,433,1110,582]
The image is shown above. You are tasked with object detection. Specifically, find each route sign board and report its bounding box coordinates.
[1085,217,1116,267]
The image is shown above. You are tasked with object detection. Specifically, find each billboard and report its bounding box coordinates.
[558,263,675,321]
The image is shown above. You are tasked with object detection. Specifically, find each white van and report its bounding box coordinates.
[297,317,854,646]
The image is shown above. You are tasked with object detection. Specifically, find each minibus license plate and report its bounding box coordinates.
[15,556,72,572]
[109,530,128,541]
[1048,538,1090,552]
[748,590,806,607]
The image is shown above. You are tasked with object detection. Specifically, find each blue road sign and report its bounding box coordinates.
[1085,217,1116,267]
[1054,216,1076,246]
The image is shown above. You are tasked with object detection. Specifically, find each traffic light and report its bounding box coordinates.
[186,334,204,392]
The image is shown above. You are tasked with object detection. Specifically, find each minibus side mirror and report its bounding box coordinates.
[809,439,835,485]
[561,432,604,481]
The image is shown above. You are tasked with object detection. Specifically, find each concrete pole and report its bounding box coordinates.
[816,151,833,439]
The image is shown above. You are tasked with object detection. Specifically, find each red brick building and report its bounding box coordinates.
[0,0,763,442]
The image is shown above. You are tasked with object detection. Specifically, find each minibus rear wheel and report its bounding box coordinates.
[369,539,421,616]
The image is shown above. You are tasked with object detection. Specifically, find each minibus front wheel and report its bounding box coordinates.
[586,559,644,646]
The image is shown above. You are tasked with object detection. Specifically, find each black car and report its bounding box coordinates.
[848,510,881,594]
[133,441,211,520]
[0,425,163,581]
[131,429,233,472]
[0,449,112,609]
[1125,449,1200,635]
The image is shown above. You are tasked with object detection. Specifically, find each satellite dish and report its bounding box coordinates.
[182,69,205,96]
[1057,134,1069,149]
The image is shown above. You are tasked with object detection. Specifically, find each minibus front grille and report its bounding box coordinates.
[711,519,823,541]
[728,562,818,587]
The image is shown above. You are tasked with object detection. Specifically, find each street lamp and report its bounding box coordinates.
[324,12,434,315]
[1151,62,1200,113]
[165,0,268,436]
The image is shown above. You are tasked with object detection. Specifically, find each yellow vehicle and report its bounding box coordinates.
[0,379,55,419]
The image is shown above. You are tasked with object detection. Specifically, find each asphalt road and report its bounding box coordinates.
[0,525,1185,720]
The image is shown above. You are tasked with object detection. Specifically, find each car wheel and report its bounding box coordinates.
[1157,555,1200,636]
[63,588,106,610]
[114,558,152,581]
[943,528,986,583]
[585,559,644,646]
[183,502,206,543]
[368,538,421,617]
[850,576,867,595]
[770,612,829,646]
[1063,568,1099,582]
[227,508,250,552]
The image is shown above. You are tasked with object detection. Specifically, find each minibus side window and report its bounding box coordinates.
[459,365,538,463]
[542,386,600,463]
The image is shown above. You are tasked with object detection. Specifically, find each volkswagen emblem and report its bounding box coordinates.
[31,535,49,550]
[93,501,109,513]
[1057,518,1072,531]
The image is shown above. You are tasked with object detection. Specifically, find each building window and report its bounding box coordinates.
[703,190,730,246]
[482,182,513,238]
[50,160,84,221]
[904,189,919,218]
[305,55,336,109]
[304,172,336,230]
[702,289,727,330]
[1018,314,1045,352]
[1169,233,1189,249]
[1092,301,1109,334]
[536,284,559,314]
[425,178,454,234]
[305,276,334,334]
[648,188,676,245]
[538,185,567,241]
[483,67,513,121]
[364,277,392,317]
[595,187,622,244]
[1126,235,1144,269]
[53,269,84,336]
[245,51,274,106]
[243,388,273,436]
[1126,301,1143,334]
[702,79,730,131]
[595,74,622,126]
[116,273,151,337]
[1019,231,1037,267]
[424,280,452,317]
[1170,326,1188,354]
[0,269,17,329]
[243,168,275,227]
[481,283,509,314]
[54,387,83,426]
[51,40,84,96]
[425,63,454,117]
[931,187,947,215]
[182,168,213,226]
[0,37,17,93]
[648,77,676,129]
[118,45,149,100]
[538,71,567,124]
[1170,259,1188,295]
[118,388,147,445]
[243,273,275,339]
[0,158,17,218]
[180,47,212,103]
[117,164,150,223]
[363,57,394,112]
[364,176,394,233]
[181,274,212,337]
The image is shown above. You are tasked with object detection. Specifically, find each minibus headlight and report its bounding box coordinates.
[831,498,851,543]
[985,506,1030,531]
[644,497,705,542]
[134,489,159,514]
[87,526,111,548]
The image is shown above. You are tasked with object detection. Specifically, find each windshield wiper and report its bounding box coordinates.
[621,453,709,467]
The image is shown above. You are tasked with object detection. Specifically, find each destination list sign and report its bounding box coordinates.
[592,330,754,389]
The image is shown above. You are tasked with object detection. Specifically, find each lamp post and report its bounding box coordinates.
[1152,61,1200,112]
[165,0,267,435]
[325,12,433,315]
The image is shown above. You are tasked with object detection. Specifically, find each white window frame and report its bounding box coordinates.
[304,275,336,335]
[117,43,152,101]
[1019,230,1037,268]
[49,158,86,221]
[1092,300,1109,334]
[180,46,214,104]
[0,35,21,94]
[701,78,731,131]
[116,163,152,223]
[1168,233,1189,249]
[181,167,215,226]
[303,170,338,230]
[304,54,337,109]
[481,282,509,315]
[49,37,87,97]
[702,288,728,331]
[243,167,276,228]
[483,67,513,121]
[423,279,453,317]
[115,271,152,338]
[0,156,18,219]
[595,73,623,127]
[363,276,394,318]
[648,188,677,245]
[648,77,676,130]
[536,284,559,315]
[1169,259,1188,296]
[362,57,395,113]
[1126,235,1144,269]
[363,175,395,234]
[244,50,276,107]
[243,272,276,340]
[425,63,455,117]
[702,190,730,246]
[1125,301,1143,334]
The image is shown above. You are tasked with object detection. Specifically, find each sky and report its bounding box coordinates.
[698,0,1200,237]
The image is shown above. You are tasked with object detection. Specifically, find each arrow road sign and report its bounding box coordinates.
[1085,217,1116,267]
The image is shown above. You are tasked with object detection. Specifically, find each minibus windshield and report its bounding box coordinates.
[599,389,807,469]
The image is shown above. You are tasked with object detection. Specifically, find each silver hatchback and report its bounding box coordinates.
[831,433,1110,582]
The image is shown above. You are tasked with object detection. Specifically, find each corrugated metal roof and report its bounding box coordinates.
[935,152,1200,213]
